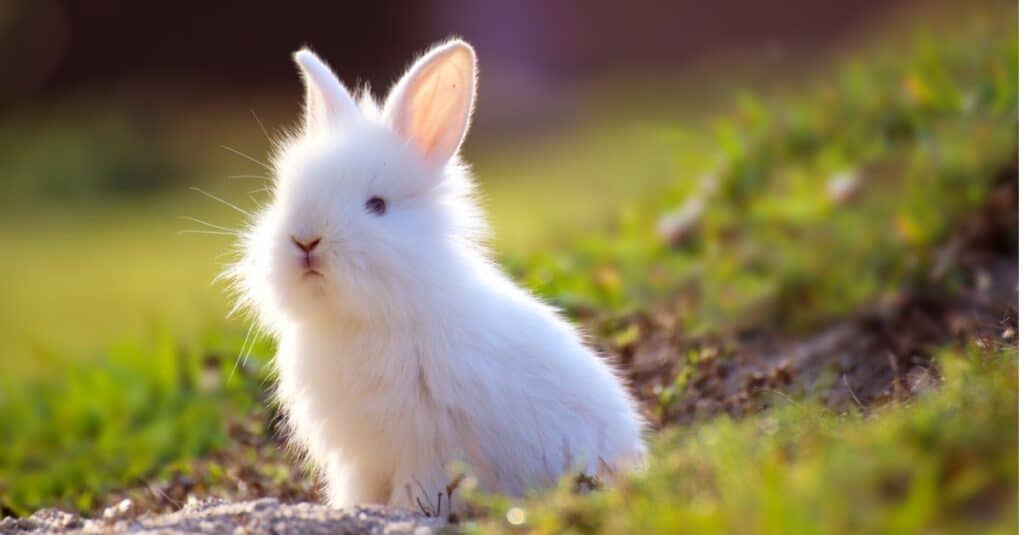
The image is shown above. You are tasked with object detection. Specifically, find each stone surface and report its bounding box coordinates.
[0,499,446,534]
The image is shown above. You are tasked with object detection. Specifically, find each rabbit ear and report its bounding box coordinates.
[293,48,359,131]
[385,39,477,167]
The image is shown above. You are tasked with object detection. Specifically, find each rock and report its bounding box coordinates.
[826,170,862,204]
[0,499,445,534]
[658,173,719,246]
[101,499,134,520]
[906,366,939,395]
[1,508,83,533]
[657,196,705,246]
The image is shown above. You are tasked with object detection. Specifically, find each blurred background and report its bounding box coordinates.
[0,0,1016,526]
[0,0,942,366]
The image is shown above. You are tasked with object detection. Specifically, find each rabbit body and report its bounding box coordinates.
[233,40,646,509]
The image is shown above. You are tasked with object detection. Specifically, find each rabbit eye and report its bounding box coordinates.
[365,196,387,215]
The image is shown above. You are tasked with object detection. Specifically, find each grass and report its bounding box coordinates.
[0,327,272,513]
[0,2,1017,529]
[468,344,1018,534]
[512,9,1017,335]
[0,199,234,372]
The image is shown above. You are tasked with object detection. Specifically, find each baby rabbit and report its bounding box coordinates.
[230,38,646,509]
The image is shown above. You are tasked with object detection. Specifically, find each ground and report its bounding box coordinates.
[2,499,442,534]
[0,4,1017,534]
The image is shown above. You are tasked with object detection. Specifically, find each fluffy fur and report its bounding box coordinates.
[229,39,646,509]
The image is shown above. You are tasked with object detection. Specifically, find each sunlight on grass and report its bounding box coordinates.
[0,198,237,373]
[0,2,1016,525]
[469,345,1018,534]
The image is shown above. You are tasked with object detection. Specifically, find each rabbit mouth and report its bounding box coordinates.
[301,269,325,280]
[296,250,326,280]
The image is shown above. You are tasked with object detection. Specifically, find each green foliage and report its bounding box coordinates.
[468,345,1018,534]
[0,107,183,200]
[473,14,1019,532]
[0,327,273,515]
[0,5,1017,527]
[515,12,1017,333]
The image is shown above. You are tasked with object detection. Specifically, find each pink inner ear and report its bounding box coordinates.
[407,61,469,158]
[390,45,475,165]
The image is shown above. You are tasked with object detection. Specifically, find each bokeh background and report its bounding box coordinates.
[0,0,937,364]
[0,0,1017,530]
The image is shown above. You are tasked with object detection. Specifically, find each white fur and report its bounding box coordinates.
[229,39,646,509]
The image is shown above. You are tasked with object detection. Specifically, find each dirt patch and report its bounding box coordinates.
[606,175,1017,428]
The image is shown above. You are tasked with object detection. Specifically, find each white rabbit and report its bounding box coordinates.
[229,38,646,510]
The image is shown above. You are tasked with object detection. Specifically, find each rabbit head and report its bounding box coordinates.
[232,40,485,331]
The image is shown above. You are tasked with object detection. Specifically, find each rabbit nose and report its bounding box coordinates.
[291,236,322,253]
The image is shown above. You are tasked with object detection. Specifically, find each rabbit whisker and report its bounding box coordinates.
[225,298,246,320]
[189,186,254,217]
[178,216,237,233]
[221,144,273,171]
[229,321,258,383]
[251,109,273,144]
[178,229,238,236]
